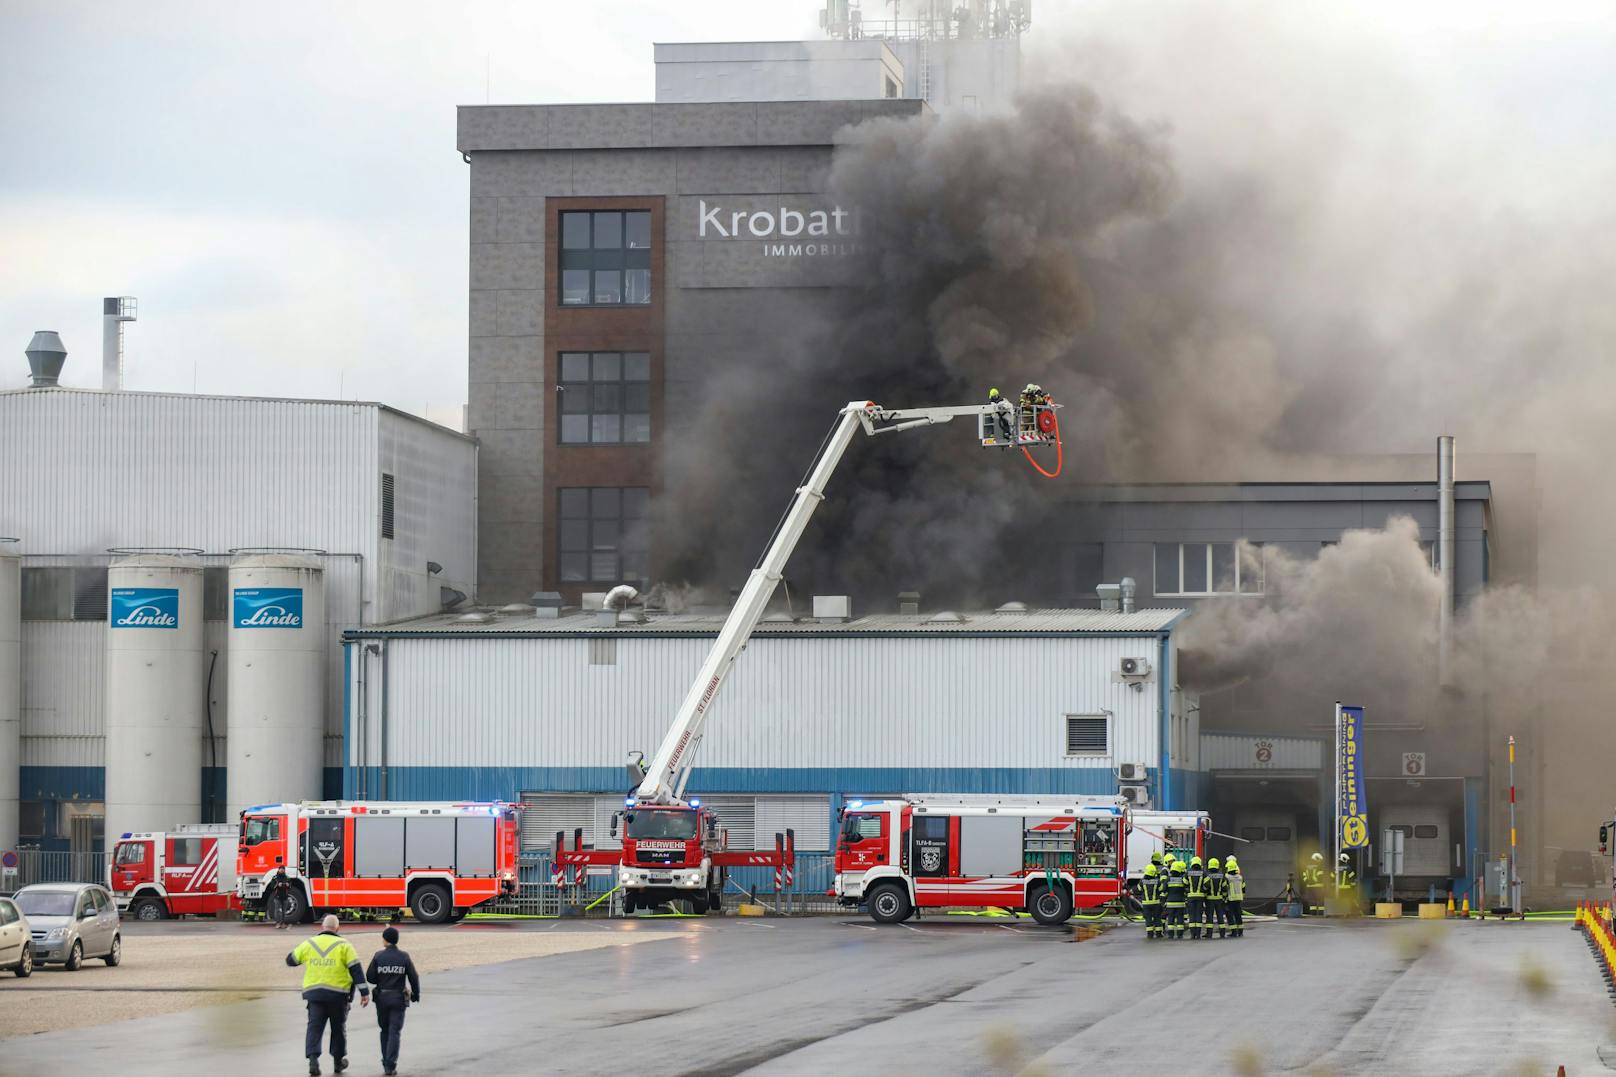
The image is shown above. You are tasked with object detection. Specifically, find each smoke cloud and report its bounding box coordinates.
[650,5,1616,859]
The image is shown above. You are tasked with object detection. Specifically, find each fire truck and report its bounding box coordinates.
[554,395,1062,913]
[236,801,519,924]
[109,823,240,920]
[835,795,1130,925]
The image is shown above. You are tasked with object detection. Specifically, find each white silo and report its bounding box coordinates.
[0,544,20,852]
[105,554,204,840]
[226,553,325,818]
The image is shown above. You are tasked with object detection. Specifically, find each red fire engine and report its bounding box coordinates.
[835,796,1130,925]
[236,801,519,924]
[109,824,240,920]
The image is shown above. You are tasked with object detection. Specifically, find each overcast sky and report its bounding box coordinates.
[4,1,1613,430]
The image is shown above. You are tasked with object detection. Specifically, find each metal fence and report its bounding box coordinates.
[486,853,842,917]
[3,850,107,892]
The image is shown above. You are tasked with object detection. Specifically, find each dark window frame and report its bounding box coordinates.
[381,473,396,540]
[558,486,650,585]
[1153,541,1265,596]
[558,351,652,446]
[559,210,653,308]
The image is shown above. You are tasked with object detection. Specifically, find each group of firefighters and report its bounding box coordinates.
[1133,851,1246,940]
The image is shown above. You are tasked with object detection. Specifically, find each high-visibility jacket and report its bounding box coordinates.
[1336,869,1358,893]
[1164,873,1188,907]
[287,931,368,1002]
[1186,867,1206,899]
[1225,871,1245,902]
[1204,870,1226,901]
[1138,874,1164,906]
[1301,866,1327,887]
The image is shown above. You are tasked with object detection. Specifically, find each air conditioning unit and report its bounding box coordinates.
[1117,762,1149,782]
[1119,657,1152,678]
[1119,783,1151,808]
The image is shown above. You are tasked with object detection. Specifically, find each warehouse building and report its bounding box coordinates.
[342,604,1194,858]
[0,383,477,854]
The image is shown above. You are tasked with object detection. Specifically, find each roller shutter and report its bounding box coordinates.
[756,796,831,851]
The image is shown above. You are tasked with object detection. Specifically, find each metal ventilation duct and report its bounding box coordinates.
[25,331,66,387]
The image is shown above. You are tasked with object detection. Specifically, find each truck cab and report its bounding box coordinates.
[615,803,724,914]
[108,826,239,920]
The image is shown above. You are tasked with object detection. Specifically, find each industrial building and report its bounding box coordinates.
[463,3,1030,605]
[0,373,477,855]
[341,603,1193,858]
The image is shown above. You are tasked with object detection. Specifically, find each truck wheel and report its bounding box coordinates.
[270,885,309,927]
[708,886,723,913]
[449,907,468,923]
[1029,883,1074,926]
[410,882,453,925]
[131,898,167,922]
[868,884,912,925]
[688,894,709,915]
[622,895,637,915]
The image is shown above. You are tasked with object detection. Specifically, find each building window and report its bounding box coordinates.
[1065,714,1110,756]
[1153,542,1264,596]
[20,566,108,621]
[559,487,649,584]
[559,352,651,444]
[560,210,652,307]
[381,473,395,540]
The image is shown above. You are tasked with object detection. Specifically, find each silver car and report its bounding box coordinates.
[12,883,122,971]
[0,895,34,977]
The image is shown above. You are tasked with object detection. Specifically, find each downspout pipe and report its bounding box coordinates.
[1438,436,1455,687]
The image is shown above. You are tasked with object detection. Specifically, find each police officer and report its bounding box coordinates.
[1204,857,1226,938]
[1164,859,1189,939]
[1225,856,1245,937]
[1185,855,1207,939]
[366,926,421,1076]
[287,914,368,1076]
[1137,863,1164,939]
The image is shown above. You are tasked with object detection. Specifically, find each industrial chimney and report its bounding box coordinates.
[102,296,137,391]
[25,331,67,387]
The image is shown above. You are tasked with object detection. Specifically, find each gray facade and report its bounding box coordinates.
[459,99,927,604]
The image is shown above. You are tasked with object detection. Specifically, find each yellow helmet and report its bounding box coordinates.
[1227,856,1240,871]
[1144,863,1159,877]
[1172,859,1187,872]
[1207,857,1220,870]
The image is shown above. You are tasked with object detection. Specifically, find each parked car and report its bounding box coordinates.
[12,883,122,971]
[0,895,33,977]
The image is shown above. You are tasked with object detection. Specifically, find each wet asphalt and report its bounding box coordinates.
[2,914,1613,1076]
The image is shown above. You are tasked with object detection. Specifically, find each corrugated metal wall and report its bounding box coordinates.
[378,412,478,620]
[353,633,1164,773]
[20,622,104,767]
[1200,732,1323,770]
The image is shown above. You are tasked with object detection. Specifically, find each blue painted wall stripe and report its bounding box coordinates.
[20,766,105,801]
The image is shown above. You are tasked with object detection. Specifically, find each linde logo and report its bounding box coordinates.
[233,588,304,629]
[110,588,180,630]
[696,199,861,258]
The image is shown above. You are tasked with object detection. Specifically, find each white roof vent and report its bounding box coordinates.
[927,610,966,623]
[995,601,1030,613]
[763,613,795,623]
[813,595,851,622]
[499,603,534,614]
[455,611,492,624]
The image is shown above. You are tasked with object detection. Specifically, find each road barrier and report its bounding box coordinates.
[1574,900,1616,1003]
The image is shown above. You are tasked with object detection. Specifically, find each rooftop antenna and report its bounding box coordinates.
[102,296,137,391]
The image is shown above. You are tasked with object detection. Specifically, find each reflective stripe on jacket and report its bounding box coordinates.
[1226,873,1245,901]
[287,932,367,1000]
